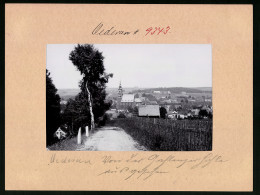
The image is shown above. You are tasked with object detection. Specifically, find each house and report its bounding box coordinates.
[171,99,179,103]
[140,97,146,102]
[201,105,212,114]
[138,105,160,118]
[162,91,171,95]
[117,94,135,109]
[168,111,178,119]
[188,99,196,102]
[134,98,142,106]
[191,109,200,116]
[172,111,178,118]
[153,91,171,99]
[160,99,172,104]
[148,100,158,105]
[177,110,189,119]
[121,94,135,102]
[54,127,67,139]
[168,114,174,119]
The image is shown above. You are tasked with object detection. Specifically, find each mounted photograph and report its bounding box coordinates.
[46,44,212,151]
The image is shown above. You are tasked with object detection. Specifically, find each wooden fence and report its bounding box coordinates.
[114,117,212,151]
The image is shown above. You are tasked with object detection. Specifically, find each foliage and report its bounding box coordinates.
[62,91,112,134]
[98,113,111,127]
[141,93,157,101]
[46,69,61,146]
[62,93,89,135]
[69,44,113,88]
[199,109,209,117]
[47,134,88,151]
[127,106,134,113]
[117,113,126,118]
[62,44,112,133]
[133,106,138,114]
[208,112,213,119]
[160,107,167,119]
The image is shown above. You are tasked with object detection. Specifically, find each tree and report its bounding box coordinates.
[208,112,213,119]
[69,44,113,131]
[160,107,167,119]
[199,109,208,118]
[118,113,126,118]
[61,93,89,135]
[46,69,61,146]
[142,93,157,101]
[127,106,134,113]
[133,106,139,115]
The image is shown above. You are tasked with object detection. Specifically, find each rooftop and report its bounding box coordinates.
[138,105,160,117]
[134,98,142,103]
[121,94,135,102]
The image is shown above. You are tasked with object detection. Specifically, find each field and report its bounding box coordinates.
[108,117,212,151]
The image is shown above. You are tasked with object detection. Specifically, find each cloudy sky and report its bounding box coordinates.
[47,44,212,89]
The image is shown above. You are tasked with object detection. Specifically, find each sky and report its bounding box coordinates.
[46,44,212,89]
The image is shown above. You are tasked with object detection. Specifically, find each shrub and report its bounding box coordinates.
[117,113,126,118]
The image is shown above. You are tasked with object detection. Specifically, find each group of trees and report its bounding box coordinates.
[46,44,112,146]
[198,109,213,119]
[46,70,61,145]
[160,107,167,119]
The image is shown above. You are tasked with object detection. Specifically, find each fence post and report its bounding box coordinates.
[85,126,89,137]
[77,127,82,145]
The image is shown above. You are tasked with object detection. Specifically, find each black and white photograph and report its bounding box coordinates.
[46,44,212,151]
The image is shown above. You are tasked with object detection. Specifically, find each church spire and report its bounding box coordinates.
[118,81,123,99]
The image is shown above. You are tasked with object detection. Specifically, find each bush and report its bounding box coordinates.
[98,113,111,126]
[46,70,61,146]
[117,113,126,118]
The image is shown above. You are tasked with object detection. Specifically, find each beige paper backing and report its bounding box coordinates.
[5,4,253,191]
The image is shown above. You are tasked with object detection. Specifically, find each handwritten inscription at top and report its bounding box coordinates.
[145,26,171,36]
[92,23,139,36]
[92,22,171,36]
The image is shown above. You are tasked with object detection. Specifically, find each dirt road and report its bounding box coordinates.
[77,126,147,151]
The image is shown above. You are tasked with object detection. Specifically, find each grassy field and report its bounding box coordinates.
[108,118,212,151]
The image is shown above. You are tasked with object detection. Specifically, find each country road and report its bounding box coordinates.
[76,126,147,151]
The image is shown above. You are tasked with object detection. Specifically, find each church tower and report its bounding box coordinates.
[117,81,123,109]
[118,81,123,99]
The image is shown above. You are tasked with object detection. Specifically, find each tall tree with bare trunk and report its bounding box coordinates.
[69,44,112,131]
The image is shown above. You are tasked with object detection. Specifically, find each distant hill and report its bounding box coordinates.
[58,87,212,101]
[194,87,212,92]
[57,89,80,100]
[132,87,212,94]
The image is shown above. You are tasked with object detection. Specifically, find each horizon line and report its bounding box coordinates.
[57,86,212,90]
